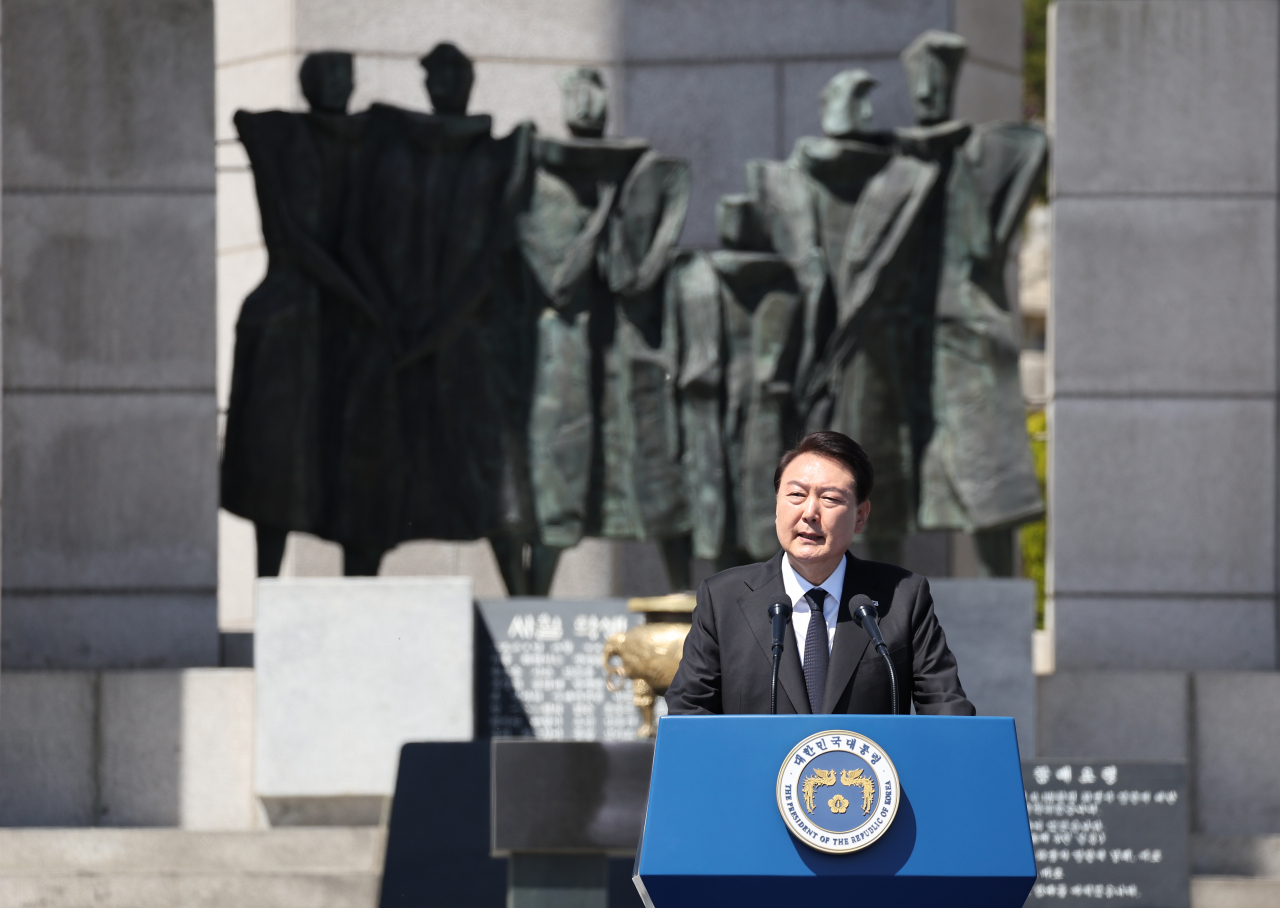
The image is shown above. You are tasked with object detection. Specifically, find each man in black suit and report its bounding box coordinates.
[666,431,974,716]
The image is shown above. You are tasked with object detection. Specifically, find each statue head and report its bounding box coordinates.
[299,52,354,114]
[819,69,877,138]
[420,42,475,115]
[900,30,966,125]
[559,67,607,138]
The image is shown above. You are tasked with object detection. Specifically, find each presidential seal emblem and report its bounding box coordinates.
[776,730,900,854]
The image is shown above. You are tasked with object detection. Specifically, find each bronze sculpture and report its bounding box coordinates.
[895,31,1046,575]
[517,67,693,592]
[221,52,372,575]
[224,35,1046,593]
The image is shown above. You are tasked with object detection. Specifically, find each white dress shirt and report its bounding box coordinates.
[781,553,846,667]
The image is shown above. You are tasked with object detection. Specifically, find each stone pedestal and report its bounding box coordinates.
[253,577,474,826]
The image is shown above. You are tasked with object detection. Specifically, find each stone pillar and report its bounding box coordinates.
[214,0,1025,619]
[1048,0,1280,837]
[2,0,218,668]
[1049,0,1278,674]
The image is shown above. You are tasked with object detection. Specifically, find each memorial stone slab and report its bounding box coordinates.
[476,598,643,740]
[1022,760,1188,908]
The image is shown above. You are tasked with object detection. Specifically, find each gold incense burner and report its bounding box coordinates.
[602,593,696,737]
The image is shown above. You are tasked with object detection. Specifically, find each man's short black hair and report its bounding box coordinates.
[773,431,874,504]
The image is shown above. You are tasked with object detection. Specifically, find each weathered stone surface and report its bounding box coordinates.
[622,62,777,248]
[1194,672,1280,835]
[218,511,258,632]
[1054,597,1276,672]
[215,169,262,253]
[4,393,218,590]
[215,0,292,65]
[254,578,474,801]
[99,673,184,826]
[1052,0,1278,195]
[1038,671,1190,761]
[178,670,256,830]
[954,0,1023,73]
[100,670,255,828]
[379,540,508,599]
[4,194,215,390]
[0,673,97,825]
[619,0,948,60]
[1053,199,1275,395]
[3,0,214,190]
[2,594,218,670]
[297,0,619,61]
[952,61,1020,123]
[1049,399,1275,596]
[930,578,1035,756]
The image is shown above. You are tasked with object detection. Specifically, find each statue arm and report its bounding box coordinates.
[235,110,389,341]
[626,158,692,297]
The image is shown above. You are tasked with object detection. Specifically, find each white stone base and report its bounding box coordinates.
[253,578,474,823]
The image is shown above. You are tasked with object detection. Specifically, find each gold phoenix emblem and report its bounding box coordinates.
[841,769,876,814]
[828,794,850,814]
[801,769,837,813]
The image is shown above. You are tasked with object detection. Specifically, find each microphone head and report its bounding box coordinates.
[768,598,793,619]
[849,594,876,627]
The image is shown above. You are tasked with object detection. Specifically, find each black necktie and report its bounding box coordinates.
[803,588,829,713]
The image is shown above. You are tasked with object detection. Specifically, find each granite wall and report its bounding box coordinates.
[2,0,219,669]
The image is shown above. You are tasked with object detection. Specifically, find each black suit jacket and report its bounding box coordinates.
[666,551,975,716]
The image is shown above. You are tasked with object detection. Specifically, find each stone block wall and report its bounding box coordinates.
[1046,0,1280,837]
[214,0,1024,625]
[2,0,219,668]
[1048,0,1279,674]
[0,669,254,828]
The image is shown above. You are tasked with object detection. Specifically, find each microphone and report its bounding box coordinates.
[767,599,792,715]
[850,594,898,716]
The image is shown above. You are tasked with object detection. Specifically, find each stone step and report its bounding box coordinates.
[1192,835,1280,878]
[0,828,384,873]
[0,872,378,908]
[1192,876,1280,908]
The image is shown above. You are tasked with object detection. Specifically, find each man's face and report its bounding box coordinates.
[775,453,870,580]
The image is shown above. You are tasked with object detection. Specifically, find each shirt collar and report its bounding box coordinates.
[781,552,847,612]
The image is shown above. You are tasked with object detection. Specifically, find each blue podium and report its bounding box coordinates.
[634,715,1035,908]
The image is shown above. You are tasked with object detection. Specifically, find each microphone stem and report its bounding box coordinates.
[771,651,780,715]
[877,644,898,716]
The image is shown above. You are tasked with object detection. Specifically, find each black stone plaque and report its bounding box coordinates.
[477,598,644,740]
[491,739,654,853]
[1022,760,1188,908]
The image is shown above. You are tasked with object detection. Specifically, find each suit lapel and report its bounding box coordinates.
[821,552,885,713]
[735,551,810,714]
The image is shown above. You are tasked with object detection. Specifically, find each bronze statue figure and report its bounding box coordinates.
[895,31,1046,575]
[517,67,693,591]
[221,51,373,575]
